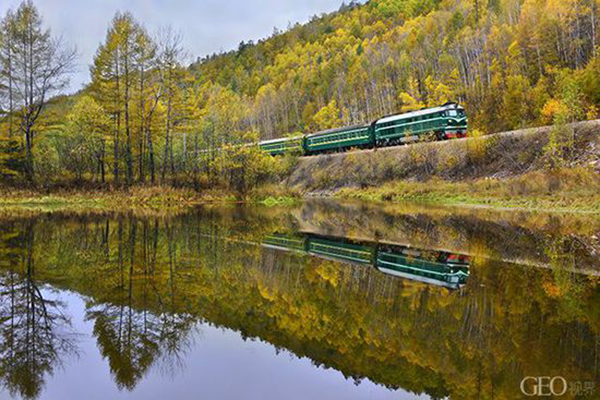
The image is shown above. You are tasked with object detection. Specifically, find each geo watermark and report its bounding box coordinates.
[520,376,596,397]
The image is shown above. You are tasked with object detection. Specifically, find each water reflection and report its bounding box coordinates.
[263,233,470,289]
[79,218,198,391]
[0,201,598,399]
[0,222,77,400]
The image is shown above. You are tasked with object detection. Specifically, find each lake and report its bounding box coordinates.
[0,200,598,399]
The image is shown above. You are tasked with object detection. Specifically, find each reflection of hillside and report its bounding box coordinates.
[285,199,600,274]
[0,208,598,399]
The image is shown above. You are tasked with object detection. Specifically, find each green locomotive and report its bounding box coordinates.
[258,102,467,156]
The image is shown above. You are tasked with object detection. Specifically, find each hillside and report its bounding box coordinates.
[287,120,600,188]
[282,120,600,210]
[190,0,600,138]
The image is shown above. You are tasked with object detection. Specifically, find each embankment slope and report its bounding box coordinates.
[286,120,600,194]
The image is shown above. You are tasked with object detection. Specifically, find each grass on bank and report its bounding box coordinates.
[0,167,597,212]
[0,186,209,210]
[0,184,301,211]
[336,167,600,212]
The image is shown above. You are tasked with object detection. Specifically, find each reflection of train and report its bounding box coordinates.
[263,233,470,289]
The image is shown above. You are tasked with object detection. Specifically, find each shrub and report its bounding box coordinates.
[467,129,490,161]
[543,121,575,169]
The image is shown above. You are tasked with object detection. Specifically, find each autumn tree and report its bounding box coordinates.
[58,95,110,182]
[0,10,16,139]
[91,12,148,186]
[134,26,157,183]
[313,100,340,130]
[0,1,76,182]
[0,10,25,181]
[156,26,186,182]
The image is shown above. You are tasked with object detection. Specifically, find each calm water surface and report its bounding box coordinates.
[0,200,599,399]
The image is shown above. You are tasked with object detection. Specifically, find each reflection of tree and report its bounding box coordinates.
[85,218,196,391]
[0,222,76,400]
[87,303,159,391]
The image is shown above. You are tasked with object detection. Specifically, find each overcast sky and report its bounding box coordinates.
[0,0,350,93]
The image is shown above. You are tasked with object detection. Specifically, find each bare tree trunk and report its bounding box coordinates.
[147,125,156,184]
[139,61,146,184]
[114,54,121,185]
[182,127,187,173]
[24,126,34,181]
[146,90,160,185]
[162,76,172,183]
[4,26,14,139]
[162,119,170,183]
[124,48,133,186]
[592,0,597,57]
[100,139,106,184]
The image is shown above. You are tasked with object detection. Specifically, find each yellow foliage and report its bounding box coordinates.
[541,98,570,124]
[313,100,340,130]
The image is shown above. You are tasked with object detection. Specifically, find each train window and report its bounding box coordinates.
[448,110,458,117]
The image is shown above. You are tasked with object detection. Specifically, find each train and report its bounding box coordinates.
[258,102,467,156]
[263,232,470,289]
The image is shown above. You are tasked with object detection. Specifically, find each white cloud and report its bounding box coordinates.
[0,0,347,93]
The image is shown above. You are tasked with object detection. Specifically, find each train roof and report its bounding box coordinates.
[259,136,303,145]
[375,266,467,289]
[305,124,370,138]
[376,103,463,125]
[258,103,464,145]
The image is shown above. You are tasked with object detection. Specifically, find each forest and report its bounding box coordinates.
[0,0,599,192]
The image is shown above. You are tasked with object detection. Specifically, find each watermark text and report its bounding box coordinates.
[520,376,595,397]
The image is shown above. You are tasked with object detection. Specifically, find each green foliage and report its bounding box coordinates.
[211,133,282,195]
[0,136,25,181]
[580,55,600,107]
[32,139,60,183]
[260,196,297,206]
[503,74,534,129]
[56,96,110,181]
[543,121,576,169]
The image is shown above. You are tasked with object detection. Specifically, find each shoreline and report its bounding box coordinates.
[0,186,299,213]
[0,184,598,214]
